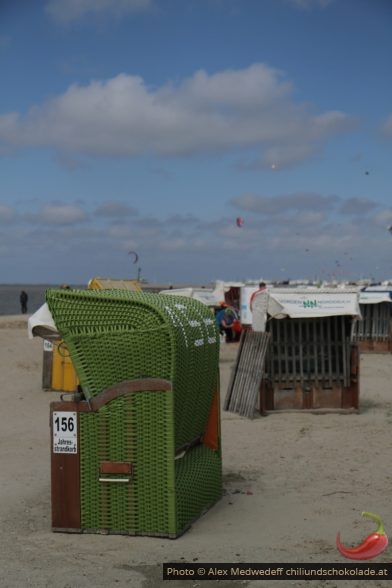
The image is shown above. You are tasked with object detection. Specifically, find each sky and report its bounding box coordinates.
[1,0,392,285]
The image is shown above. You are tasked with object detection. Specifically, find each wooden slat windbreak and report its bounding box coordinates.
[354,303,392,341]
[265,316,352,388]
[224,331,271,418]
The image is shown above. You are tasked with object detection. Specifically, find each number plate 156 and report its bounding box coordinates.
[52,411,78,454]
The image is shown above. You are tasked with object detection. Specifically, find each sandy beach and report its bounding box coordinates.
[0,314,391,587]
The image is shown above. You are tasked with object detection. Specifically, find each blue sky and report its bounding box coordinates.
[1,0,392,285]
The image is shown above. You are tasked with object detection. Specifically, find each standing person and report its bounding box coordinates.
[20,290,28,314]
[251,282,269,332]
[250,282,267,311]
[215,306,236,343]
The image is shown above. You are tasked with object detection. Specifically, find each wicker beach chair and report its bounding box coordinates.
[47,288,222,537]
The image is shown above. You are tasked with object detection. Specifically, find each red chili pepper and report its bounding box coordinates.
[337,511,388,560]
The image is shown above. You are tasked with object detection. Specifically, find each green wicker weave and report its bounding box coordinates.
[46,288,222,537]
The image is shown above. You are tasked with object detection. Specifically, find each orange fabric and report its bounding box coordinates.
[203,388,219,451]
[232,319,242,333]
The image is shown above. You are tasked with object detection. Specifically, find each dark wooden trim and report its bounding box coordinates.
[50,400,91,413]
[90,378,172,410]
[342,345,360,409]
[259,345,360,413]
[357,338,392,354]
[100,461,133,475]
[50,378,173,413]
[50,407,81,530]
[50,379,172,530]
[259,379,274,413]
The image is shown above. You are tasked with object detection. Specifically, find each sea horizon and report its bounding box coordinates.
[0,284,84,316]
[0,280,205,316]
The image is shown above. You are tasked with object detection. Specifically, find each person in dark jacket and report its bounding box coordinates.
[20,290,28,314]
[215,306,236,343]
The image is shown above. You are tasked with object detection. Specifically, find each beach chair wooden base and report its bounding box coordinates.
[50,378,222,538]
[259,345,359,413]
[357,338,392,354]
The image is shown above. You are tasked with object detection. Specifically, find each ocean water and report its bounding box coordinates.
[0,282,194,316]
[0,285,84,316]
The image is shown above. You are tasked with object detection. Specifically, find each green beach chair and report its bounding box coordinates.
[47,288,222,537]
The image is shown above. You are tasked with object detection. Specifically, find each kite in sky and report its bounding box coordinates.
[128,250,139,264]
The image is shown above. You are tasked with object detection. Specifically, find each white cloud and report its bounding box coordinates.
[55,152,87,170]
[0,205,15,223]
[231,191,339,214]
[1,195,391,283]
[373,209,392,228]
[295,211,325,225]
[166,214,200,227]
[382,114,392,137]
[107,224,133,239]
[288,0,334,9]
[0,65,354,168]
[240,143,317,170]
[46,0,153,23]
[218,223,251,239]
[312,111,352,133]
[160,238,187,252]
[36,205,88,225]
[339,197,377,216]
[95,201,138,217]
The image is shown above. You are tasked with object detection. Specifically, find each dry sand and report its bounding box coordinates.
[0,314,391,587]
